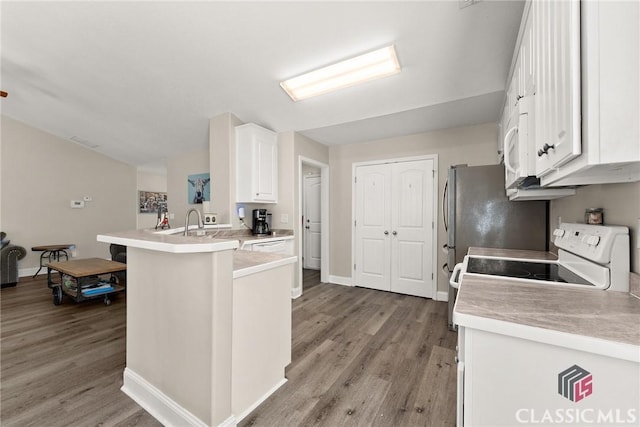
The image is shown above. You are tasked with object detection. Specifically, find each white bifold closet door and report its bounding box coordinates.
[354,159,435,298]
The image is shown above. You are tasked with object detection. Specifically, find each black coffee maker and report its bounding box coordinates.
[252,209,270,236]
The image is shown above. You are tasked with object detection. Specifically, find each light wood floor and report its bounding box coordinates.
[1,272,456,426]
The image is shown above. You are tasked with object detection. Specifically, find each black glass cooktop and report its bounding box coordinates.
[466,257,595,287]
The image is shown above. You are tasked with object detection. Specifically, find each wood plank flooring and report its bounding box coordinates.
[240,270,457,426]
[0,275,160,427]
[1,272,457,427]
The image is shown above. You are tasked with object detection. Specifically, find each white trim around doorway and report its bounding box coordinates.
[296,156,330,298]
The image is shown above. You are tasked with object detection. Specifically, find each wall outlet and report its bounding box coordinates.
[70,200,85,209]
[281,214,289,224]
[169,213,175,220]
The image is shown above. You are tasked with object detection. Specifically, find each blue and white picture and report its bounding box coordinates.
[187,173,210,204]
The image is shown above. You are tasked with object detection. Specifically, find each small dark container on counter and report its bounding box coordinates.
[584,208,604,225]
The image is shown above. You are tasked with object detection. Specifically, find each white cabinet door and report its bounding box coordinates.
[236,123,278,203]
[533,0,581,177]
[355,159,435,298]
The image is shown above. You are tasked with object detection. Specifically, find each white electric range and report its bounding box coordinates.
[450,222,630,292]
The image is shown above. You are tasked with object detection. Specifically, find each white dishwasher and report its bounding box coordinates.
[244,238,294,255]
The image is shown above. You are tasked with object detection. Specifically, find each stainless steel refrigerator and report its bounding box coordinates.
[445,164,548,329]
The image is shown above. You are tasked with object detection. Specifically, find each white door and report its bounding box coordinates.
[355,159,435,298]
[390,160,434,298]
[355,164,392,292]
[303,175,321,270]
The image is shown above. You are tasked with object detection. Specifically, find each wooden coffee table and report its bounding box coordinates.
[47,258,126,306]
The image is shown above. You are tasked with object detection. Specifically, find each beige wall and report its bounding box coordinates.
[210,113,243,226]
[166,148,209,227]
[136,168,167,230]
[1,116,136,271]
[329,122,499,293]
[550,182,640,273]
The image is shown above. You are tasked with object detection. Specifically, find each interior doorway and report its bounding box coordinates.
[297,157,329,297]
[303,174,321,270]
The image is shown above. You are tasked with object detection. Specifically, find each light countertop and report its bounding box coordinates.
[455,247,640,362]
[97,229,239,253]
[233,250,296,279]
[98,229,297,277]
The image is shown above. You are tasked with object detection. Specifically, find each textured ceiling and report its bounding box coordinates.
[1,1,524,166]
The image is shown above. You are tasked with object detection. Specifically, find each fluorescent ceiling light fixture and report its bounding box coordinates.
[280,45,401,101]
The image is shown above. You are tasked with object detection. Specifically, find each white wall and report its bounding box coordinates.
[328,122,499,293]
[1,116,136,272]
[166,148,210,226]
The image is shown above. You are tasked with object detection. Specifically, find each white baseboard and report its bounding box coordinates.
[328,275,353,287]
[234,378,287,423]
[19,267,40,278]
[122,367,232,427]
[435,290,449,302]
[291,287,302,299]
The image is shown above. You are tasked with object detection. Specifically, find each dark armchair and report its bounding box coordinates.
[1,232,27,288]
[109,244,127,264]
[109,244,127,286]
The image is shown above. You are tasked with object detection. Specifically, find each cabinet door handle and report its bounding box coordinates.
[537,143,555,157]
[392,231,397,236]
[384,231,389,235]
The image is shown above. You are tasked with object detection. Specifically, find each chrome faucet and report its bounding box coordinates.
[184,208,204,236]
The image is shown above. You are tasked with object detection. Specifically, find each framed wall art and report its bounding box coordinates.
[187,173,210,204]
[139,191,168,214]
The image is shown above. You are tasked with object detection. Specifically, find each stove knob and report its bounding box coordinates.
[588,236,601,246]
[553,228,565,237]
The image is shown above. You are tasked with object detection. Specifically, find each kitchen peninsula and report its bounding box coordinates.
[97,229,296,427]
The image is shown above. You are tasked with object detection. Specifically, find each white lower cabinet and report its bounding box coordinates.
[457,327,640,426]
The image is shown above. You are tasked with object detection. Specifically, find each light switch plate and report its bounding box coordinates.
[70,200,85,209]
[281,214,289,223]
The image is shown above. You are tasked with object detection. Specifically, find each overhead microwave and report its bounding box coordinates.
[503,96,536,189]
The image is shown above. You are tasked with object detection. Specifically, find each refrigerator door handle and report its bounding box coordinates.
[443,179,449,232]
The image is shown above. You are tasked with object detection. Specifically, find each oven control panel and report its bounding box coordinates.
[554,223,629,265]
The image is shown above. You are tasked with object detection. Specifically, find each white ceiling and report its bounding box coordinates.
[1,1,524,166]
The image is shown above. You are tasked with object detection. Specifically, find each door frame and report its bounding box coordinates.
[296,156,330,298]
[303,174,321,270]
[351,154,439,298]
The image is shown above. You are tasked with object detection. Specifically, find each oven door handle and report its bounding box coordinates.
[450,262,463,289]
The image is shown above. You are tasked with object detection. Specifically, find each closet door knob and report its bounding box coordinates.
[384,231,389,235]
[392,231,397,236]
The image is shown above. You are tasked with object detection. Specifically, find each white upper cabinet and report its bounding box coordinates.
[540,0,640,186]
[532,0,582,177]
[235,123,278,203]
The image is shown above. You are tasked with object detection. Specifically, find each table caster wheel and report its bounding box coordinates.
[53,287,63,305]
[104,297,111,306]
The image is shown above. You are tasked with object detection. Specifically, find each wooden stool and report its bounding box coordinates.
[31,244,74,277]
